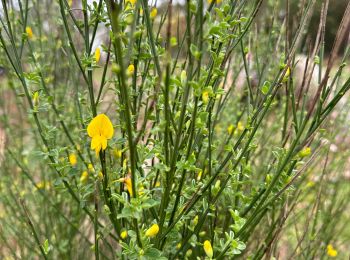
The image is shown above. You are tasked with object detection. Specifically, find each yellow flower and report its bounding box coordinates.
[155,181,161,187]
[98,171,103,181]
[95,47,101,63]
[120,230,128,239]
[282,67,291,82]
[202,91,209,104]
[35,181,50,190]
[88,163,94,172]
[124,177,133,196]
[80,171,89,183]
[118,176,133,196]
[197,169,203,181]
[126,0,136,6]
[26,26,33,39]
[227,124,234,135]
[145,223,159,237]
[69,153,77,166]
[237,121,244,132]
[68,0,73,7]
[285,67,291,77]
[138,185,145,196]
[87,114,114,156]
[299,147,311,158]
[203,240,213,258]
[127,64,135,75]
[113,148,122,159]
[208,0,222,4]
[306,180,315,188]
[150,8,157,19]
[176,243,182,249]
[327,244,337,257]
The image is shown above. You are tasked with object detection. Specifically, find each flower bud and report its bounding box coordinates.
[203,240,213,258]
[145,223,159,237]
[80,171,88,184]
[120,230,128,239]
[150,8,157,19]
[69,153,77,166]
[26,26,33,39]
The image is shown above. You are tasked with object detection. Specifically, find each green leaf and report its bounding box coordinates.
[42,239,50,255]
[190,44,201,59]
[144,248,167,259]
[261,81,271,95]
[141,198,159,209]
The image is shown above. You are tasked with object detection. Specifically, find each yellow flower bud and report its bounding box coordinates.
[150,8,157,19]
[202,91,209,104]
[35,181,50,190]
[227,124,234,135]
[98,171,103,181]
[80,171,89,184]
[197,170,203,181]
[237,121,244,132]
[127,64,135,75]
[214,179,221,189]
[170,36,177,47]
[145,223,159,237]
[26,26,33,39]
[193,215,198,226]
[282,67,291,82]
[120,230,128,239]
[69,153,77,166]
[126,0,136,6]
[32,91,39,107]
[208,0,222,4]
[138,185,145,196]
[306,181,315,188]
[95,47,101,63]
[88,163,94,172]
[113,148,122,159]
[203,240,213,258]
[299,147,311,158]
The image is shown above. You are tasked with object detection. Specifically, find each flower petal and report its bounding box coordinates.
[124,177,133,196]
[95,144,102,156]
[100,114,114,139]
[91,135,101,149]
[101,136,107,150]
[87,115,102,137]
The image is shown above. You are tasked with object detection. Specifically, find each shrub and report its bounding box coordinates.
[0,0,350,259]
